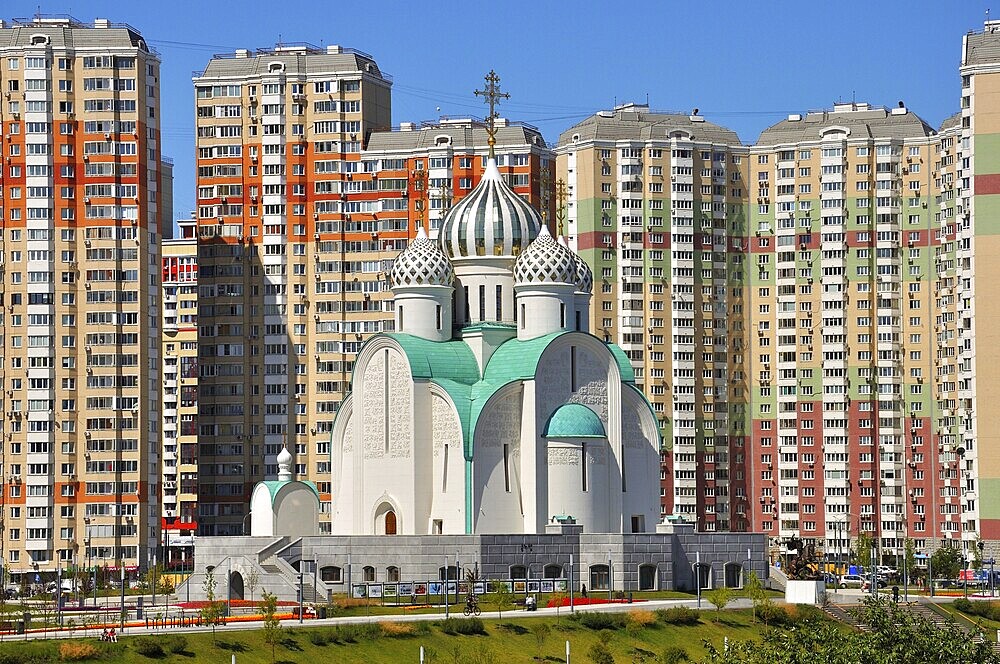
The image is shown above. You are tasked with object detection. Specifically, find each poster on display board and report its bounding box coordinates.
[368,584,383,598]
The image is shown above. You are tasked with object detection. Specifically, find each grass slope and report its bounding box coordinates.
[0,608,811,664]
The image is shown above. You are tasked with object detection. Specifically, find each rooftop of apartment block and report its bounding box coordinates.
[556,103,743,148]
[366,117,549,153]
[0,16,150,51]
[940,111,963,132]
[756,101,936,146]
[964,21,1000,66]
[197,43,389,81]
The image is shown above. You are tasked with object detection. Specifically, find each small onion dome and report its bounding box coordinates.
[276,446,293,481]
[439,158,541,259]
[390,226,454,288]
[514,225,577,285]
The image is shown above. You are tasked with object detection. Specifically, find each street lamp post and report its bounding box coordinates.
[119,566,125,629]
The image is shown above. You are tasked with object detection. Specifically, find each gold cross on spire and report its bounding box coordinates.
[474,70,510,159]
[555,178,569,237]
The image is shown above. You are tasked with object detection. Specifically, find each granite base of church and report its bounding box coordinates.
[180,524,768,604]
[785,580,826,605]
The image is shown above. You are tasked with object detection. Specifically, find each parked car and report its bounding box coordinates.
[839,574,864,588]
[862,578,888,590]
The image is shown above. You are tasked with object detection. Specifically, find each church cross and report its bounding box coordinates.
[474,70,510,158]
[555,178,569,237]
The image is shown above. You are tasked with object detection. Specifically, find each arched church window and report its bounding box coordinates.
[589,564,610,591]
[320,566,342,583]
[385,510,397,535]
[543,564,563,579]
[363,566,376,582]
[386,566,400,582]
[509,565,527,579]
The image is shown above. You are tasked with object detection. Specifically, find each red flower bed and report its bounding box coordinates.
[545,597,645,608]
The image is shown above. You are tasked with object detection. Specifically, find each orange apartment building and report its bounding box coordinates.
[0,16,164,579]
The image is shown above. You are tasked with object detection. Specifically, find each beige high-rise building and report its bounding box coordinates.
[161,217,197,568]
[192,44,392,535]
[557,20,1000,563]
[0,16,163,580]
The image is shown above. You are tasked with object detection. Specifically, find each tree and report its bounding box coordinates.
[260,590,281,663]
[903,538,916,586]
[530,623,550,662]
[931,546,964,582]
[588,641,614,664]
[706,587,733,621]
[703,596,1000,664]
[550,590,568,618]
[855,533,875,569]
[490,580,513,624]
[200,568,225,643]
[743,571,765,622]
[247,567,260,604]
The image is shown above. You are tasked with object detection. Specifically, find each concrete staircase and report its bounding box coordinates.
[768,565,787,591]
[899,601,996,651]
[822,603,869,632]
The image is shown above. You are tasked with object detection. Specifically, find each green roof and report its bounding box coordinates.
[606,344,635,383]
[257,480,320,501]
[380,334,481,384]
[544,403,607,438]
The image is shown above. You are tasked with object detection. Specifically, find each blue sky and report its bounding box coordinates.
[3,1,988,218]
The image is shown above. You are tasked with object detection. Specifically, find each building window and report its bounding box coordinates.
[362,566,376,582]
[320,566,342,583]
[589,565,610,590]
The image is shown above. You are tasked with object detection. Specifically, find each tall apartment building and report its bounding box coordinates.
[556,105,750,532]
[192,44,392,535]
[747,103,961,563]
[161,217,197,567]
[961,21,1000,548]
[558,22,1000,561]
[0,16,162,579]
[192,47,559,533]
[364,118,554,237]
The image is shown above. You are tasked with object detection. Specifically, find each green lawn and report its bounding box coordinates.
[0,607,814,663]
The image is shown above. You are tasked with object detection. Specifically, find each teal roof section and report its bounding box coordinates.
[606,343,635,383]
[383,334,481,384]
[544,403,607,438]
[483,331,565,383]
[257,480,320,501]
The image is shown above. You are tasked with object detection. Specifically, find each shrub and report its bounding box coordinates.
[379,621,415,637]
[577,611,626,631]
[655,607,700,626]
[308,630,329,646]
[588,641,615,664]
[162,635,188,654]
[757,602,791,627]
[131,636,164,658]
[661,646,689,664]
[791,604,825,623]
[439,616,487,635]
[626,609,657,627]
[59,643,99,662]
[953,598,973,613]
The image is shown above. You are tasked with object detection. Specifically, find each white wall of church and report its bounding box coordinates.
[620,387,662,532]
[472,386,526,533]
[429,390,467,534]
[532,333,636,533]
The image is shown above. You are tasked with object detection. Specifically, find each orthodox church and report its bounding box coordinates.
[327,153,662,537]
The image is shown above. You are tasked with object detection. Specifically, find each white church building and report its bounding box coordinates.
[328,158,662,536]
[189,155,768,604]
